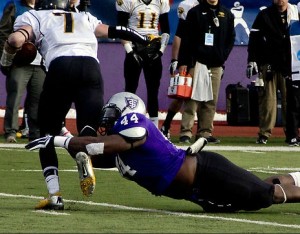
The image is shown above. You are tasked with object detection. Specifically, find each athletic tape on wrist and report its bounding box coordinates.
[124,43,133,53]
[159,33,169,53]
[86,143,104,155]
[289,171,300,187]
[54,136,72,149]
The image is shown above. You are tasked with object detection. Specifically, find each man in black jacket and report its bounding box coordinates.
[178,0,235,144]
[246,0,298,145]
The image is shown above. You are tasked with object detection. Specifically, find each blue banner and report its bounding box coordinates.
[1,0,299,45]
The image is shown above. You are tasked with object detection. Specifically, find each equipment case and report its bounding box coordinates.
[226,83,250,126]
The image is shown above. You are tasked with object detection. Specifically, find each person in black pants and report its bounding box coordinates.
[246,0,298,145]
[285,79,300,145]
[116,0,170,128]
[286,5,300,146]
[1,0,150,209]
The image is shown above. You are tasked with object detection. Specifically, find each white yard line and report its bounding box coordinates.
[1,143,300,152]
[1,192,300,229]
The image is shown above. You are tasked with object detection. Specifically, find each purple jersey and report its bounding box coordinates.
[111,113,186,196]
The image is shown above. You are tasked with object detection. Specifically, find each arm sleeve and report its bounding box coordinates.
[108,26,149,45]
[159,13,170,34]
[224,12,235,61]
[177,11,195,68]
[247,12,265,64]
[175,18,186,38]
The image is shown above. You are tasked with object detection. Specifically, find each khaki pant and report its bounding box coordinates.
[180,66,223,138]
[258,65,286,138]
[4,65,45,139]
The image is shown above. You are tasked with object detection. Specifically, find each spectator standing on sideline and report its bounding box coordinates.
[116,0,170,128]
[178,0,235,144]
[246,0,298,145]
[1,0,150,209]
[285,2,300,146]
[0,0,45,143]
[160,0,201,139]
[26,91,300,212]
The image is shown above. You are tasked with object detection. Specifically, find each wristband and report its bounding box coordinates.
[86,142,104,155]
[159,33,170,54]
[54,136,73,149]
[124,43,133,53]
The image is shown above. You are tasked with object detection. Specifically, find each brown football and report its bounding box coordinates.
[13,41,37,66]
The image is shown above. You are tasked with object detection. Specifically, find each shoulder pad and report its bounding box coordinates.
[119,126,147,142]
[178,0,199,20]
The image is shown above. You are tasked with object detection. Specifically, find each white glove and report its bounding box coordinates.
[169,59,178,75]
[25,135,72,151]
[186,137,207,155]
[25,135,54,151]
[246,62,258,78]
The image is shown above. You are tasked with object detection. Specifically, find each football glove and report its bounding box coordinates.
[169,59,178,75]
[186,137,207,155]
[128,51,143,66]
[146,34,161,42]
[246,62,258,78]
[149,51,162,61]
[25,135,54,151]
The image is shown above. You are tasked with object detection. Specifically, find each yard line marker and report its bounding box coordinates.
[1,144,300,152]
[33,210,70,216]
[1,192,300,229]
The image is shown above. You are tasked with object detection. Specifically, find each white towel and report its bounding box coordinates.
[191,62,213,101]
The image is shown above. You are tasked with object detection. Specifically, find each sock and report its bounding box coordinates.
[163,110,177,129]
[150,117,159,128]
[43,166,60,195]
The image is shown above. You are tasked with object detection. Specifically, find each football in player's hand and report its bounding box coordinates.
[13,41,37,66]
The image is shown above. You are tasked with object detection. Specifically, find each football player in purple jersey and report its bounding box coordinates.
[27,92,300,212]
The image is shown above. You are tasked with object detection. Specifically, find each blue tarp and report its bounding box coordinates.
[1,0,299,45]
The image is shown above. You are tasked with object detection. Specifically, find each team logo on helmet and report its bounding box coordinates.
[116,0,124,6]
[125,97,139,110]
[178,7,184,15]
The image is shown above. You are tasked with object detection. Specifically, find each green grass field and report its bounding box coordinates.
[1,138,300,233]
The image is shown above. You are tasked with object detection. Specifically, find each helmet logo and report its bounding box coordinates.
[125,97,139,110]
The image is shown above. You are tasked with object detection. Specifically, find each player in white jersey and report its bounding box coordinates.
[160,0,201,139]
[116,0,170,128]
[0,0,151,210]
